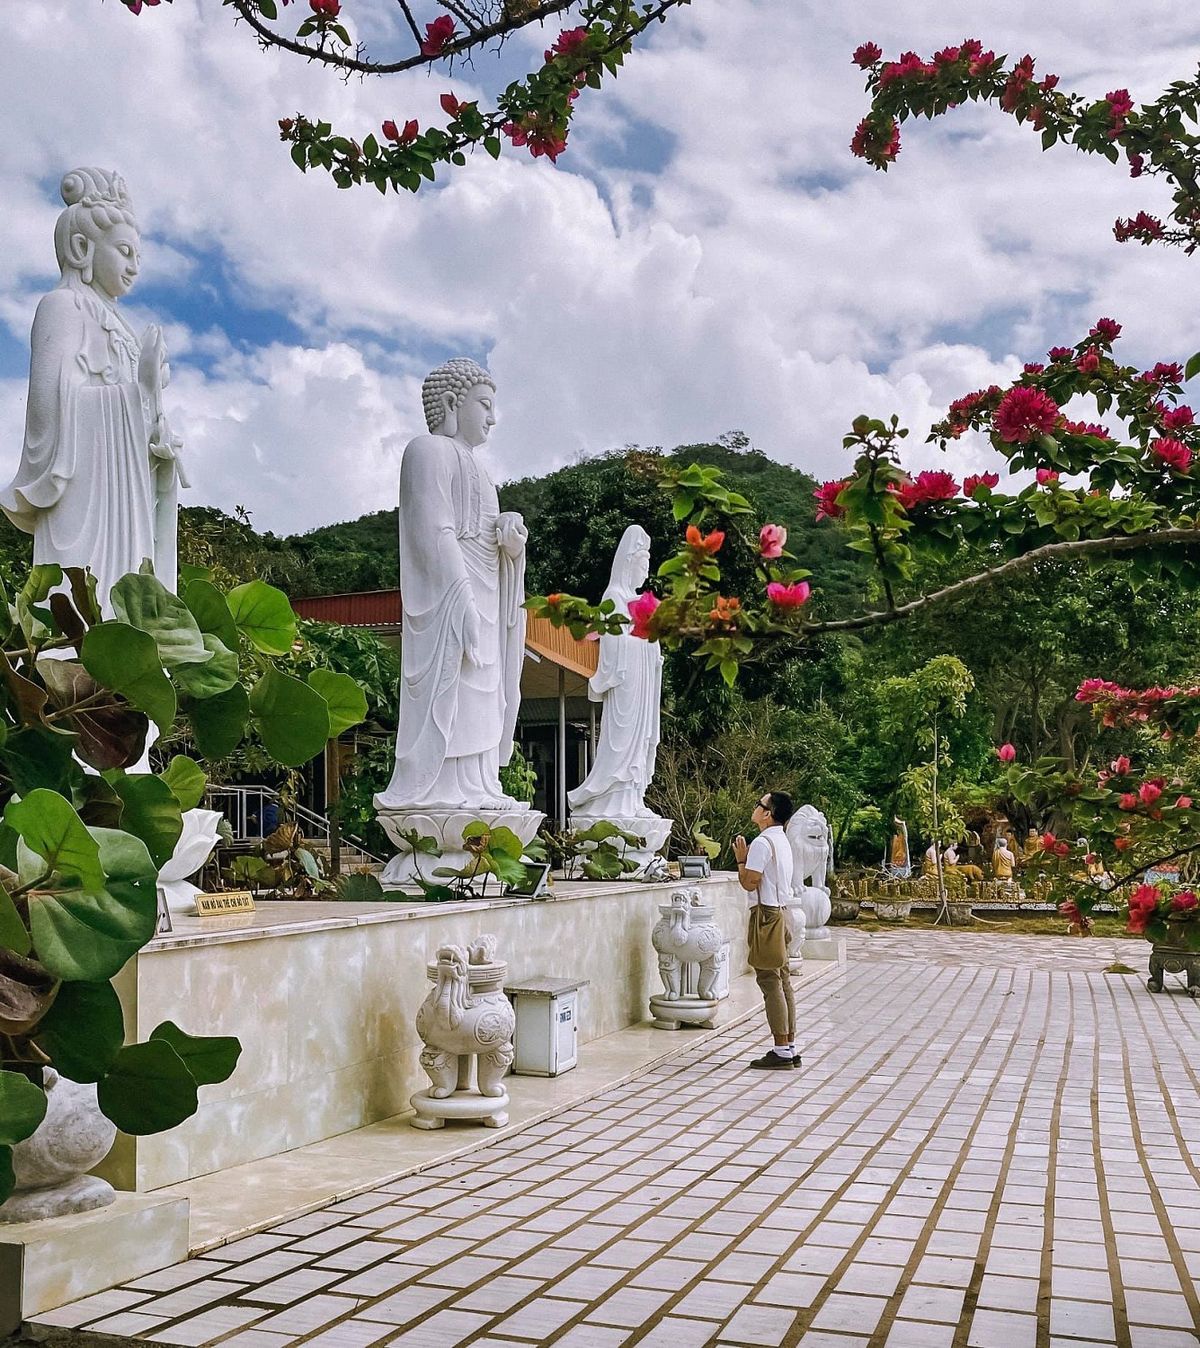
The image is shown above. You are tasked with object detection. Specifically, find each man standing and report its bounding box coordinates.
[733,792,798,1071]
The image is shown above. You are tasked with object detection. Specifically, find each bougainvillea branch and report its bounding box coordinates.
[851,39,1200,252]
[116,0,692,191]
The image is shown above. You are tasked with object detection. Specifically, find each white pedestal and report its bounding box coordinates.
[0,1193,188,1334]
[570,813,673,871]
[410,1087,510,1130]
[802,933,847,963]
[376,807,544,888]
[649,994,719,1030]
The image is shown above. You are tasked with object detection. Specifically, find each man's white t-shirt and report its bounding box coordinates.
[746,825,794,908]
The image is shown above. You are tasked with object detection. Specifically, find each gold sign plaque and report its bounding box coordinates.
[195,890,256,916]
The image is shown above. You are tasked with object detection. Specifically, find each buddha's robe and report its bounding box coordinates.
[378,434,525,808]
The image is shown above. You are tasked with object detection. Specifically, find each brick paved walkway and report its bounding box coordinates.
[38,933,1200,1347]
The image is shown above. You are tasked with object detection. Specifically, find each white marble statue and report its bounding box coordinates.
[786,803,835,952]
[374,360,542,886]
[649,888,729,1030]
[1,169,186,606]
[568,525,672,866]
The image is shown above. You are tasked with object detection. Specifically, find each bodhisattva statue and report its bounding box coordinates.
[1,169,186,606]
[568,525,672,867]
[374,359,543,886]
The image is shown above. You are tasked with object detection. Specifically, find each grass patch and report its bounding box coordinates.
[1103,962,1138,975]
[842,913,1133,939]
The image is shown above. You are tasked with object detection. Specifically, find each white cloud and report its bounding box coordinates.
[0,0,1196,533]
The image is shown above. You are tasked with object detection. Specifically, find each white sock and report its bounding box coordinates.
[773,1045,792,1059]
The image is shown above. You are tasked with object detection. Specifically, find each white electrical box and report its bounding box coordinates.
[505,978,588,1077]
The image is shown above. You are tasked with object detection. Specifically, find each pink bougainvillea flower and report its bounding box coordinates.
[1110,755,1131,775]
[1118,793,1138,810]
[759,523,787,559]
[852,41,883,68]
[708,596,741,626]
[1114,212,1165,243]
[1090,317,1122,342]
[994,387,1061,444]
[766,581,811,609]
[627,591,660,639]
[1139,779,1165,806]
[310,0,340,15]
[1172,890,1199,912]
[1162,405,1195,431]
[895,470,959,510]
[547,27,589,59]
[440,92,463,118]
[1036,468,1060,485]
[1176,795,1193,809]
[814,479,849,522]
[1076,349,1101,374]
[996,743,1017,763]
[1152,437,1193,473]
[1047,346,1074,361]
[685,525,724,554]
[963,472,1000,495]
[1061,419,1110,439]
[421,14,457,56]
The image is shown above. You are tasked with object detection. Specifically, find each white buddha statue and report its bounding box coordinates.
[569,525,663,820]
[376,358,530,812]
[1,168,186,605]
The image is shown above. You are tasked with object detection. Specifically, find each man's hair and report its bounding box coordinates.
[766,791,794,825]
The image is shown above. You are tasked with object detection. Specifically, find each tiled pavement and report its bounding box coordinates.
[37,932,1200,1347]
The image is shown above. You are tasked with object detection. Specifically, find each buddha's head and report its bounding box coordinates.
[612,524,652,592]
[421,358,496,448]
[54,168,140,302]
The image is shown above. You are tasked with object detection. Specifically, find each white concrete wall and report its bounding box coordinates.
[102,876,748,1192]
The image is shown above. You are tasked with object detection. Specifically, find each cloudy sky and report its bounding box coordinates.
[0,1,1196,535]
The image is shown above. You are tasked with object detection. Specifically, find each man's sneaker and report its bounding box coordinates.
[748,1050,794,1070]
[791,1055,802,1069]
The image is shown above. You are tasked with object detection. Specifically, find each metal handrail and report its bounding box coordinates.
[206,784,385,865]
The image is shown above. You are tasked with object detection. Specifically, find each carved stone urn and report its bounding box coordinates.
[411,934,516,1129]
[649,888,728,1030]
[0,1070,116,1223]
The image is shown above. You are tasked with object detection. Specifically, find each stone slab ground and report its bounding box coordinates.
[30,930,1200,1347]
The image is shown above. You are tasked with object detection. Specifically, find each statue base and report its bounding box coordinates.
[649,994,720,1031]
[410,1087,510,1130]
[571,813,673,872]
[375,807,545,889]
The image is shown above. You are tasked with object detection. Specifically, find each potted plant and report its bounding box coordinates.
[1128,884,1200,996]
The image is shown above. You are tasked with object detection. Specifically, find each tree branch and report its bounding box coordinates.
[804,528,1200,636]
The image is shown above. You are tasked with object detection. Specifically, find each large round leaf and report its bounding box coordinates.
[5,790,104,888]
[3,725,84,798]
[96,1040,198,1135]
[181,579,239,651]
[307,670,368,737]
[34,980,125,1084]
[0,886,30,957]
[108,774,184,869]
[160,757,207,813]
[249,669,330,767]
[172,634,239,701]
[188,683,251,760]
[27,828,157,982]
[110,574,210,671]
[0,1069,47,1145]
[227,581,297,656]
[149,1021,241,1087]
[80,623,176,732]
[38,656,151,772]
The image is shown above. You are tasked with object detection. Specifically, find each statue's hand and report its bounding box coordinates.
[138,325,165,400]
[463,606,484,669]
[496,512,527,558]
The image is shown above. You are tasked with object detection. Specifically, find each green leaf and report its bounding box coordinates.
[172,634,239,700]
[34,980,125,1083]
[80,623,177,733]
[160,757,206,813]
[26,828,157,981]
[96,1040,199,1135]
[188,683,251,760]
[2,726,79,797]
[148,1021,241,1087]
[249,669,331,767]
[0,1069,47,1145]
[306,670,368,737]
[108,774,184,870]
[227,581,297,655]
[181,579,239,651]
[0,884,30,957]
[0,1146,13,1206]
[1186,351,1200,383]
[21,565,63,607]
[5,790,103,888]
[110,574,211,671]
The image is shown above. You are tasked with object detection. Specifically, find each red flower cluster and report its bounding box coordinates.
[1076,349,1100,375]
[878,51,934,89]
[893,470,959,510]
[382,118,419,145]
[1047,346,1073,361]
[441,92,463,117]
[1035,468,1059,485]
[123,0,163,12]
[628,591,660,640]
[1145,362,1186,386]
[1106,88,1135,138]
[814,479,849,522]
[1162,405,1195,431]
[685,525,725,554]
[310,0,340,16]
[1127,884,1159,934]
[994,387,1060,444]
[944,385,1001,438]
[1151,437,1193,473]
[996,742,1016,762]
[851,117,901,165]
[963,471,1000,494]
[546,27,588,61]
[421,15,457,56]
[708,596,741,627]
[1090,317,1122,342]
[501,115,568,162]
[852,42,883,69]
[1060,419,1110,439]
[1039,832,1070,858]
[1114,212,1165,243]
